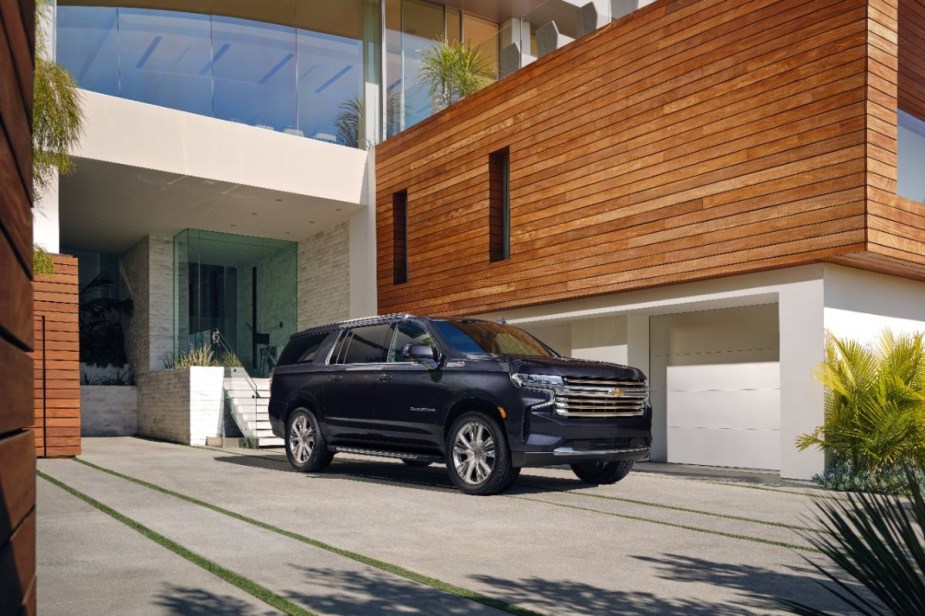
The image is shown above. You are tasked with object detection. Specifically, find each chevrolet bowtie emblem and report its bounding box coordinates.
[609,388,624,397]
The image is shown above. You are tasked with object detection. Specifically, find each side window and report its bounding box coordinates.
[333,324,392,364]
[387,321,436,363]
[277,332,330,366]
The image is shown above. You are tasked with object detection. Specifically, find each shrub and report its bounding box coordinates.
[783,468,925,615]
[797,331,925,479]
[171,344,220,368]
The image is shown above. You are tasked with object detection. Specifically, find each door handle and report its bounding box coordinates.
[377,374,391,382]
[329,375,342,382]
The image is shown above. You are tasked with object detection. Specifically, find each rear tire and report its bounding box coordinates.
[571,460,634,485]
[446,412,515,495]
[285,409,334,472]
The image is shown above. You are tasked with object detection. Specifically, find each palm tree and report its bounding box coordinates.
[418,36,494,112]
[33,0,83,197]
[796,331,925,478]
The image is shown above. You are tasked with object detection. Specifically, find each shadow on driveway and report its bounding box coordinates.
[212,453,598,495]
[470,553,850,615]
[154,585,278,615]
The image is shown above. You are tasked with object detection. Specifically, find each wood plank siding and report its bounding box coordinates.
[376,0,923,317]
[29,254,81,458]
[830,0,925,276]
[0,0,37,613]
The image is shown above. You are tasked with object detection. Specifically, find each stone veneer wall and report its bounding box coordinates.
[81,386,139,436]
[297,223,351,329]
[136,367,224,445]
[120,236,173,373]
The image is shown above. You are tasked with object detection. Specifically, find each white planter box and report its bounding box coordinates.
[137,367,225,445]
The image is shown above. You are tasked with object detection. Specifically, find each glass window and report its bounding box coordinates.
[212,14,297,130]
[463,13,499,79]
[336,324,392,364]
[434,320,557,357]
[898,110,925,203]
[278,332,330,365]
[388,321,435,362]
[117,8,213,116]
[56,6,120,96]
[297,29,364,144]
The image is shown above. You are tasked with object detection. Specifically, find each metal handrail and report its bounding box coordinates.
[211,329,261,399]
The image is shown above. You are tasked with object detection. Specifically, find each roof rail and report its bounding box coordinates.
[291,313,414,337]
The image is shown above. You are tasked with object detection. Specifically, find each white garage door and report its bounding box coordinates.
[650,304,781,470]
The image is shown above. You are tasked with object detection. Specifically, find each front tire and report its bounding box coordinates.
[286,409,333,472]
[571,460,634,485]
[446,412,515,495]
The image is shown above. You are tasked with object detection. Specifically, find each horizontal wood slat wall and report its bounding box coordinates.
[29,254,81,458]
[0,0,36,613]
[899,0,925,119]
[376,0,874,316]
[860,0,925,278]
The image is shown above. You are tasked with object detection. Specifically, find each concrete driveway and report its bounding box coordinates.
[37,437,850,615]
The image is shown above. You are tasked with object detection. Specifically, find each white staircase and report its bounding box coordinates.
[223,373,283,448]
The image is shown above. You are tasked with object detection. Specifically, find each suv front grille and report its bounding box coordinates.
[555,377,648,418]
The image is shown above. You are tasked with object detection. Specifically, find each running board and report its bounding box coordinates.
[329,446,443,464]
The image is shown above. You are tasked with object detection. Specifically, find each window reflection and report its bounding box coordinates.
[57,6,120,96]
[212,15,297,130]
[57,2,368,145]
[56,0,499,145]
[118,8,212,116]
[899,110,925,203]
[384,0,500,137]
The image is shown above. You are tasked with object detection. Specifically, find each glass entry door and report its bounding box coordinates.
[174,229,297,377]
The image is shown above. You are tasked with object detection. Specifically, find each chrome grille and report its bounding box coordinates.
[555,377,648,418]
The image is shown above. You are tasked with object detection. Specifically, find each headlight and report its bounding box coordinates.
[510,373,564,388]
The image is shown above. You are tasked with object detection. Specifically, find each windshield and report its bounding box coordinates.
[433,320,558,358]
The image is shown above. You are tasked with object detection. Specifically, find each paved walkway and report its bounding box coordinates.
[38,437,849,615]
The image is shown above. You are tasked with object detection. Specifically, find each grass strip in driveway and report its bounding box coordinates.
[195,444,826,535]
[37,470,312,616]
[545,488,823,534]
[507,495,819,553]
[73,457,542,616]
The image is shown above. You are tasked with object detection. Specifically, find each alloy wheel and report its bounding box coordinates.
[289,414,315,465]
[452,420,496,485]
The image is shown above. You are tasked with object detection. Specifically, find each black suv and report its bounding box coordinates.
[269,314,651,495]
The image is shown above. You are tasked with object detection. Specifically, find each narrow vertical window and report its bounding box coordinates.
[489,147,510,262]
[392,190,408,284]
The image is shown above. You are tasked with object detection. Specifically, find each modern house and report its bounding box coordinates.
[37,0,925,478]
[374,0,925,479]
[38,0,594,444]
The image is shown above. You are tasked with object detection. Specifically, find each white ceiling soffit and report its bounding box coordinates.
[59,158,361,254]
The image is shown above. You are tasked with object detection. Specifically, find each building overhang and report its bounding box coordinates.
[61,90,369,253]
[60,158,362,254]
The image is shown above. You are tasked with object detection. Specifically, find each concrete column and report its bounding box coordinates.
[778,279,825,479]
[350,152,378,318]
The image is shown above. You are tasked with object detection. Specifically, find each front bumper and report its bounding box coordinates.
[510,404,652,468]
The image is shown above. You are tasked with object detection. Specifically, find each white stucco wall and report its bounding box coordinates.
[73,91,368,204]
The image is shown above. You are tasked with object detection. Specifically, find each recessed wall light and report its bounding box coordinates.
[251,212,258,216]
[275,198,283,202]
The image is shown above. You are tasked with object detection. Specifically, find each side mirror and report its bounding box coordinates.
[404,344,440,369]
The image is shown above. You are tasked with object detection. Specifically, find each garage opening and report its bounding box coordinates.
[650,304,780,470]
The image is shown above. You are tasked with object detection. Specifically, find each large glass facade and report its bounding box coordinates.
[57,0,379,147]
[56,0,506,144]
[898,110,925,203]
[385,0,500,137]
[174,229,297,377]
